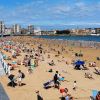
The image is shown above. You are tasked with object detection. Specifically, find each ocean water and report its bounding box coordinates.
[33,35,100,42]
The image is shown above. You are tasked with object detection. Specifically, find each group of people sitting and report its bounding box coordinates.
[60,88,73,100]
[43,71,73,100]
[89,62,96,67]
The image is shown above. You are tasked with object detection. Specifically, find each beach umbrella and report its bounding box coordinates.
[75,60,85,65]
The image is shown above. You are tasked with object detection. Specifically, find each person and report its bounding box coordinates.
[60,88,68,97]
[65,94,73,100]
[85,72,93,79]
[92,62,96,67]
[73,81,77,90]
[7,63,11,75]
[96,91,100,100]
[53,71,60,89]
[49,60,55,66]
[18,70,22,86]
[58,74,65,82]
[35,91,43,100]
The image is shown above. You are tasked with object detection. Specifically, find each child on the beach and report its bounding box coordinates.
[73,81,77,90]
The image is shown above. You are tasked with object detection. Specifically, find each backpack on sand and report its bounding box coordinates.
[21,72,25,78]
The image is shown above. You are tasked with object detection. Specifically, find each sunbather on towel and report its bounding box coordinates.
[85,72,93,79]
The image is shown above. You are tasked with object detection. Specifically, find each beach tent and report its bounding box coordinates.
[75,60,85,65]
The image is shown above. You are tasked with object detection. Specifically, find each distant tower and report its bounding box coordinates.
[28,25,34,34]
[0,21,5,34]
[13,24,21,34]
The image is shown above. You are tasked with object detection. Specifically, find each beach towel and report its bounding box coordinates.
[59,77,64,81]
[92,90,98,97]
[90,90,98,100]
[43,80,53,88]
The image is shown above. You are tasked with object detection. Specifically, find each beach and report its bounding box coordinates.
[0,36,100,100]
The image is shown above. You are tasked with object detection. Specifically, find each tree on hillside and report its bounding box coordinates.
[56,30,70,34]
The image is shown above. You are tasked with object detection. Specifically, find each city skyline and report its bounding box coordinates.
[0,0,100,28]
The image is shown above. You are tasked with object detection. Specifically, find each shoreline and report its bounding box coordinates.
[1,35,100,49]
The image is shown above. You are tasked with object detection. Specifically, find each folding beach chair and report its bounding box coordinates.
[90,90,98,100]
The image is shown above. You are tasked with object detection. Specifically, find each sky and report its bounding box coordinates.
[0,0,100,28]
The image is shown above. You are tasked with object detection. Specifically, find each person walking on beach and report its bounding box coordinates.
[36,90,43,100]
[73,81,77,91]
[53,71,60,89]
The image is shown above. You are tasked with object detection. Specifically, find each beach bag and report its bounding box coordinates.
[21,72,25,78]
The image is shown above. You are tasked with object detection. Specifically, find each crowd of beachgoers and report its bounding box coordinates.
[0,36,100,100]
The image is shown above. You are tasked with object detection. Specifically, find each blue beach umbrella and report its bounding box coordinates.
[75,60,85,65]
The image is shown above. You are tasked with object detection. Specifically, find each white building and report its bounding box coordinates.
[34,27,41,35]
[13,24,21,34]
[28,25,34,34]
[0,21,5,34]
[5,28,12,35]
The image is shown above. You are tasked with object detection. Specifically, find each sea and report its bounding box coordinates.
[33,35,100,42]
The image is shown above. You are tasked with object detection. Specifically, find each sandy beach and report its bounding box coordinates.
[0,36,100,100]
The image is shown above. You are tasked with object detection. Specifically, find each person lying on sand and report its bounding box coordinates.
[48,60,55,66]
[89,62,96,67]
[94,68,100,75]
[58,74,65,82]
[85,72,93,79]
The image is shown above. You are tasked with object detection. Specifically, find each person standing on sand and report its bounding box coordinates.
[73,81,77,91]
[18,70,22,86]
[36,91,43,100]
[53,71,60,89]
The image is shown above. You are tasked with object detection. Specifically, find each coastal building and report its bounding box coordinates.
[71,28,96,35]
[41,30,55,35]
[95,28,100,34]
[5,28,12,35]
[0,21,5,34]
[28,25,34,34]
[34,27,41,35]
[71,29,79,35]
[21,28,28,34]
[13,24,21,34]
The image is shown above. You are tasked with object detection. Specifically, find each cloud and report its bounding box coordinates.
[0,0,100,26]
